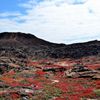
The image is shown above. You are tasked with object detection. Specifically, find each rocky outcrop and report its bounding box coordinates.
[64,64,100,79]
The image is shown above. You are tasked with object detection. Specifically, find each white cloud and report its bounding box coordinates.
[0,12,21,17]
[0,0,100,44]
[66,0,87,5]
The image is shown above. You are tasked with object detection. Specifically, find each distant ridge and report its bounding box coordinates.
[0,32,100,64]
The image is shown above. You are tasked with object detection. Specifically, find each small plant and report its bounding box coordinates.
[43,85,62,100]
[94,89,100,96]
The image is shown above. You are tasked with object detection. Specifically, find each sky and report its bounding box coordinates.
[0,0,100,44]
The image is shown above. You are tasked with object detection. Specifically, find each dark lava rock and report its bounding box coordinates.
[0,64,9,74]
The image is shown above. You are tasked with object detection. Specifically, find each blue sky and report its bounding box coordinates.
[0,0,100,44]
[0,0,30,19]
[0,0,25,13]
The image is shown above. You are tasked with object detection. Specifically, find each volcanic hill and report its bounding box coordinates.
[0,32,100,65]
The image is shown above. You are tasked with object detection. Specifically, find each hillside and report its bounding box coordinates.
[0,32,100,64]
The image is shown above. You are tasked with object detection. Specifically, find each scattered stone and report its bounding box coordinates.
[51,80,59,84]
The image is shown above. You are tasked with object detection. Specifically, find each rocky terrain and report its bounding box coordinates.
[0,32,100,100]
[0,32,66,65]
[0,32,100,64]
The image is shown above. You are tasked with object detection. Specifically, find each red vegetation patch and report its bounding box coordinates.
[86,64,100,70]
[10,92,20,100]
[35,70,46,76]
